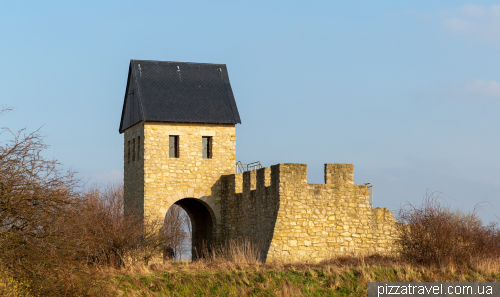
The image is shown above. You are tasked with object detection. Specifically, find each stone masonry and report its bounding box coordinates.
[221,163,397,262]
[125,122,397,261]
[124,121,236,255]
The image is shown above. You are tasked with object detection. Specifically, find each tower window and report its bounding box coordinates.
[137,136,140,160]
[169,135,179,158]
[127,141,131,163]
[132,138,136,161]
[202,136,212,159]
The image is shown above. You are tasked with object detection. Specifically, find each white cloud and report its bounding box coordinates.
[464,79,500,98]
[424,79,500,101]
[443,5,500,43]
[85,169,123,184]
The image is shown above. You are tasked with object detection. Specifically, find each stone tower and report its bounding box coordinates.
[119,60,241,254]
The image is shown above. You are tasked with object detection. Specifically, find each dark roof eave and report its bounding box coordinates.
[119,119,240,134]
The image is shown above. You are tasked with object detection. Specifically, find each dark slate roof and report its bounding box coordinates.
[119,60,241,133]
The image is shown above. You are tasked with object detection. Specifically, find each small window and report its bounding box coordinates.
[169,135,179,158]
[132,138,136,161]
[137,136,140,160]
[202,136,212,159]
[127,141,131,163]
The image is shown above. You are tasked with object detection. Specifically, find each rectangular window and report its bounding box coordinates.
[202,136,212,159]
[127,141,131,163]
[132,138,136,161]
[169,135,179,158]
[137,136,140,160]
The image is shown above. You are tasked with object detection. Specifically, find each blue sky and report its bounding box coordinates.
[1,1,499,223]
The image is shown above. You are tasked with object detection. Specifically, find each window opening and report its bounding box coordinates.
[132,138,136,161]
[202,136,212,159]
[127,141,131,163]
[169,135,179,158]
[137,136,140,160]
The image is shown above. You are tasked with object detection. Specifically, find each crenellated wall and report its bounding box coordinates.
[221,167,278,260]
[221,163,397,262]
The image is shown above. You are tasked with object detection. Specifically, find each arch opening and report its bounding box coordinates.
[164,198,215,261]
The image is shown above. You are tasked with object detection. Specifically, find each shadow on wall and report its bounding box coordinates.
[221,167,279,262]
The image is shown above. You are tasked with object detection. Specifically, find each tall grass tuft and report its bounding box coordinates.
[214,240,262,265]
[190,239,263,272]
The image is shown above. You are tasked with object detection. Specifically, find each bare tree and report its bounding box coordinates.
[0,108,79,258]
[0,107,84,295]
[163,204,191,261]
[184,207,192,244]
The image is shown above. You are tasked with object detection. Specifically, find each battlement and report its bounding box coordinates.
[325,163,354,185]
[225,163,364,197]
[221,162,397,262]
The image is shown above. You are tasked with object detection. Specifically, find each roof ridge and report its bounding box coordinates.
[130,60,226,67]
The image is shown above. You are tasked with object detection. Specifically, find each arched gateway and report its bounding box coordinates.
[119,60,241,257]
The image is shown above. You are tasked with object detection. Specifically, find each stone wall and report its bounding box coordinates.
[221,167,278,261]
[221,163,397,262]
[124,122,145,219]
[124,121,236,253]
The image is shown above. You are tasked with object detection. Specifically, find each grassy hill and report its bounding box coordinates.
[101,256,500,297]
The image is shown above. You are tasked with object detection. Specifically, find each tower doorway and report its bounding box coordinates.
[163,198,216,261]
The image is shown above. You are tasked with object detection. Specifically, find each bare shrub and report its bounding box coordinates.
[0,108,166,294]
[396,192,500,268]
[71,186,194,265]
[71,183,131,266]
[68,183,165,267]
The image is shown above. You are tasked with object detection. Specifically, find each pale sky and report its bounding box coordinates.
[1,1,499,223]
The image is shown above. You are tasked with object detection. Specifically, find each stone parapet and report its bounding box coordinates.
[221,163,397,262]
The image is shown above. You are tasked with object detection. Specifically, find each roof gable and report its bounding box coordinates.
[119,60,241,133]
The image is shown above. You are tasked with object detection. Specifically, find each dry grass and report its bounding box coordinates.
[101,252,500,297]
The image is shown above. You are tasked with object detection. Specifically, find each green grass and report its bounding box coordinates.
[106,262,500,297]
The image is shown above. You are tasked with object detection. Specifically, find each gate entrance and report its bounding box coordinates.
[174,198,215,260]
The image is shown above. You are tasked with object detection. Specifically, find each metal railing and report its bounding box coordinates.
[235,161,262,174]
[364,182,373,208]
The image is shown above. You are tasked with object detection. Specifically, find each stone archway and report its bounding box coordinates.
[170,198,216,260]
